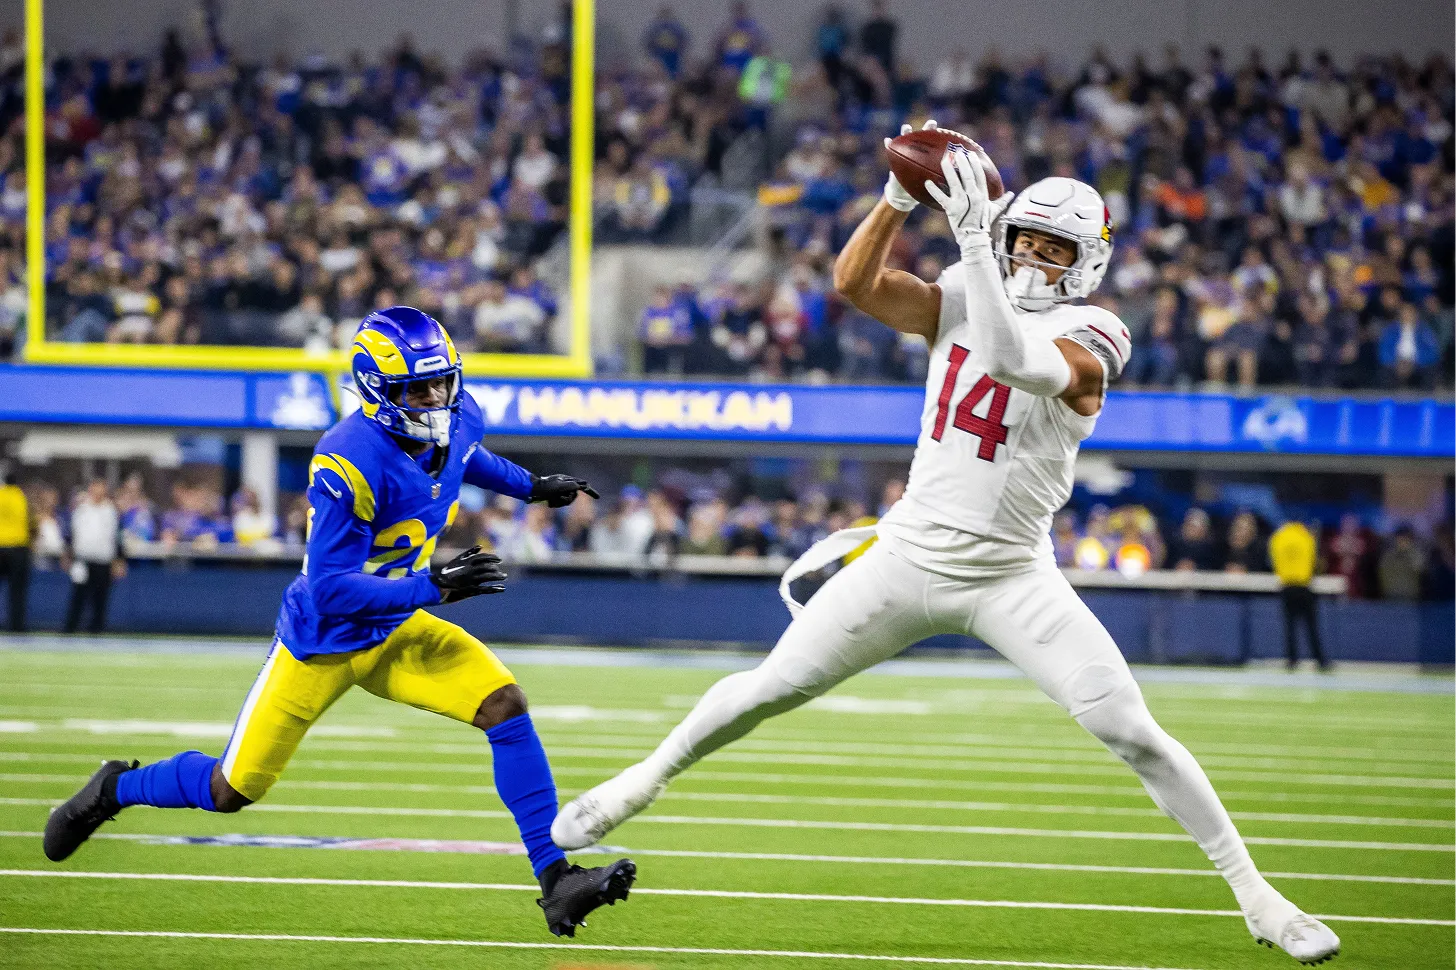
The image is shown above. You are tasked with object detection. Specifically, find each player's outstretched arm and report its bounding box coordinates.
[832,200,941,341]
[926,153,1111,416]
[461,443,599,509]
[463,444,535,499]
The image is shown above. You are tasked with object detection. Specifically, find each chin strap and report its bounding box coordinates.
[401,409,452,447]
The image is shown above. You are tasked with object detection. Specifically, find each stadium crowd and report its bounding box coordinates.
[0,5,1451,391]
[620,5,1455,388]
[9,468,1452,603]
[0,14,574,356]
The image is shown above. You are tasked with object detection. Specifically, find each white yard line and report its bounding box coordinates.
[2,751,1451,809]
[1,870,1450,927]
[3,774,1449,830]
[7,716,1456,773]
[6,732,1450,789]
[0,831,1443,886]
[0,926,1216,969]
[24,710,1433,770]
[0,797,1448,851]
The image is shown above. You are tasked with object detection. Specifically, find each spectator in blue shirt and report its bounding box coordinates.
[1403,246,1439,306]
[639,285,695,374]
[508,265,559,319]
[1125,287,1183,386]
[1378,302,1441,390]
[643,6,689,78]
[715,1,764,73]
[816,6,850,89]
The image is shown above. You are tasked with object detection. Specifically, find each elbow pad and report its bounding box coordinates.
[1062,321,1132,384]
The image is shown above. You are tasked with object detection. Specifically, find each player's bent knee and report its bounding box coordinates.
[1062,663,1135,715]
[473,683,529,730]
[210,765,254,813]
[1073,682,1173,770]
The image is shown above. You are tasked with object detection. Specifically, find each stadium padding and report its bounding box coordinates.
[16,564,1453,665]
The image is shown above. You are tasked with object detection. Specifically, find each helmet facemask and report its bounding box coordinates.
[379,370,461,448]
[996,225,1084,311]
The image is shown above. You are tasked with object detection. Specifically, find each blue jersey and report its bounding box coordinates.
[275,393,532,659]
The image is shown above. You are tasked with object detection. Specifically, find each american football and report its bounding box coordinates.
[886,127,1006,210]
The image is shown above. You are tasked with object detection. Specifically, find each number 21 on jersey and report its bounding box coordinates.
[931,344,1011,462]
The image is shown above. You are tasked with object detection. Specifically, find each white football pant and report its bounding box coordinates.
[640,540,1272,911]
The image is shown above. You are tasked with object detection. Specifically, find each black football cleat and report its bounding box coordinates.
[43,759,136,862]
[537,858,636,937]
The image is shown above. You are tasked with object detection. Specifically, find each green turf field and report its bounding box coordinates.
[0,642,1451,969]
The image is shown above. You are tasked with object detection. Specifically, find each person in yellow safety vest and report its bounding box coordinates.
[1268,518,1329,671]
[0,471,30,632]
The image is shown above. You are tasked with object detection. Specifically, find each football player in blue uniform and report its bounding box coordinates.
[44,307,635,937]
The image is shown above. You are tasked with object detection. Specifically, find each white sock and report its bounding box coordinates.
[1076,689,1274,914]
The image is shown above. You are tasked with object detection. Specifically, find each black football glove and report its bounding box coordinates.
[528,474,601,509]
[430,546,508,603]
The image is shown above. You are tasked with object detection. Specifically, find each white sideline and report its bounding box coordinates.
[1,797,1450,851]
[2,871,1451,927]
[4,773,1451,830]
[0,927,1213,969]
[2,751,1451,808]
[0,832,1446,886]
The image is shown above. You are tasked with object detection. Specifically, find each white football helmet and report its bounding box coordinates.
[991,177,1114,311]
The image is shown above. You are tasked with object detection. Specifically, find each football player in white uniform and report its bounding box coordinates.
[555,126,1339,965]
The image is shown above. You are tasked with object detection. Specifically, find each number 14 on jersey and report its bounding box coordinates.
[931,344,1011,462]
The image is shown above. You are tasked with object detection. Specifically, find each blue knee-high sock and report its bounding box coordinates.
[486,714,566,876]
[114,751,218,811]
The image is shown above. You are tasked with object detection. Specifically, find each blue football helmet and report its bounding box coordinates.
[351,306,462,447]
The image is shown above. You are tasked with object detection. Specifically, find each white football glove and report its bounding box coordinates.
[924,149,1008,257]
[882,119,965,213]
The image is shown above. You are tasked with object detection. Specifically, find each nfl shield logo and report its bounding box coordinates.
[431,483,441,499]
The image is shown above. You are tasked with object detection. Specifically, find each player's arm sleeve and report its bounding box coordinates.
[958,242,1073,398]
[462,444,534,499]
[306,471,440,617]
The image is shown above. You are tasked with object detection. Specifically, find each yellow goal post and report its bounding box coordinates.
[23,0,595,380]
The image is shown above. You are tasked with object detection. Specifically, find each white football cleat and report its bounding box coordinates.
[1246,895,1340,965]
[552,762,666,850]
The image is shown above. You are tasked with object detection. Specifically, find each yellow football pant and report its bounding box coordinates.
[220,610,516,801]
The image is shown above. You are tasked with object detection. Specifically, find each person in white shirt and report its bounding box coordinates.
[588,500,645,564]
[473,279,547,351]
[64,479,126,634]
[552,123,1338,965]
[617,485,656,554]
[511,133,558,191]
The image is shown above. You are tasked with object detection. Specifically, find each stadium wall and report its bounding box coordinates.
[26,0,1455,66]
[18,564,1455,665]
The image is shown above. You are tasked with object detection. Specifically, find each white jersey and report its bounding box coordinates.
[878,264,1130,580]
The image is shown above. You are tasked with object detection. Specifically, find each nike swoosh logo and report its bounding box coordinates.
[320,480,342,499]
